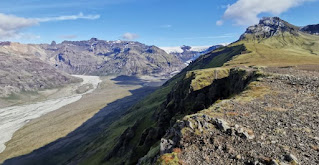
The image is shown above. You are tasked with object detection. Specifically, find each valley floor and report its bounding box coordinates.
[0,75,155,163]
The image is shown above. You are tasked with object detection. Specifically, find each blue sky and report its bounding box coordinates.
[0,0,318,47]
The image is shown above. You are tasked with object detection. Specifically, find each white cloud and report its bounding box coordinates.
[218,0,314,26]
[0,13,37,31]
[0,12,100,40]
[0,13,38,39]
[122,32,139,40]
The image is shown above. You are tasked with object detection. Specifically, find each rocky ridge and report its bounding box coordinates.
[156,67,319,165]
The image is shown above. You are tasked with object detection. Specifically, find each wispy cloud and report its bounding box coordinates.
[0,12,100,40]
[160,24,172,28]
[216,20,224,26]
[59,35,78,39]
[36,13,100,22]
[217,0,315,26]
[122,32,139,40]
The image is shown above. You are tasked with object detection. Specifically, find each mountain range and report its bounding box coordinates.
[2,17,319,165]
[40,38,185,76]
[0,39,185,97]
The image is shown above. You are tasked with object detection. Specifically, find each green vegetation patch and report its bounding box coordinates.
[185,67,230,91]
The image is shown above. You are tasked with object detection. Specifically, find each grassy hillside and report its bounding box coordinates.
[227,32,319,67]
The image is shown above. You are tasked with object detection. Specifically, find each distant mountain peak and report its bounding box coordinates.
[301,24,319,35]
[239,17,299,40]
[89,37,99,42]
[0,41,11,46]
[50,41,56,46]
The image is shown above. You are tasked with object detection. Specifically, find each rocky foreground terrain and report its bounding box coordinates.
[158,67,319,165]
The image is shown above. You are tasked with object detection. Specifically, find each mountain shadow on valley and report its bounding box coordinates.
[3,86,157,165]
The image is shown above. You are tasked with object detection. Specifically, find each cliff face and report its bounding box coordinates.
[102,67,259,165]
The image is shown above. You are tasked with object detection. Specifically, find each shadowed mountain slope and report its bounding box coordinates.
[0,42,81,98]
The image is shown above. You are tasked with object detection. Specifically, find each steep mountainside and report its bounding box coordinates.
[0,42,80,97]
[40,38,185,76]
[3,17,319,165]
